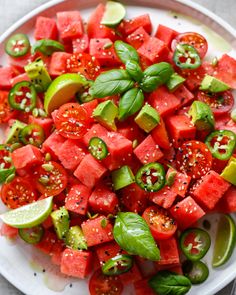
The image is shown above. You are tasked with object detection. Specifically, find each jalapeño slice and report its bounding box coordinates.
[173,44,201,69]
[135,162,165,192]
[102,254,133,276]
[8,81,37,112]
[18,225,44,244]
[0,144,15,183]
[205,130,236,161]
[89,137,108,160]
[180,228,211,261]
[19,124,45,147]
[182,260,209,284]
[5,33,30,57]
[31,39,65,56]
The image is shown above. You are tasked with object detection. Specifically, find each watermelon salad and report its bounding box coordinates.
[0,1,236,294]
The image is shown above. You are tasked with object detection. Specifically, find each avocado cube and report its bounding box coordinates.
[200,75,230,93]
[112,165,135,190]
[93,100,118,131]
[166,73,186,92]
[221,157,236,185]
[25,59,52,93]
[135,104,160,133]
[65,225,87,250]
[6,120,26,144]
[189,101,215,131]
[51,207,70,240]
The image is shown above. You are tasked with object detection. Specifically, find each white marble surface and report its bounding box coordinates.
[0,0,235,294]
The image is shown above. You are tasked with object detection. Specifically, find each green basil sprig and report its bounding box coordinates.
[114,40,139,64]
[113,212,160,261]
[125,60,143,82]
[119,88,144,120]
[149,271,192,295]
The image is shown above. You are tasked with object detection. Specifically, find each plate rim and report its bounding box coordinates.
[0,0,236,295]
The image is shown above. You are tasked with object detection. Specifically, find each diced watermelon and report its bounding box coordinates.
[119,14,152,36]
[165,114,196,148]
[191,170,230,210]
[8,53,32,71]
[42,215,53,229]
[49,52,72,76]
[117,119,145,143]
[148,86,181,117]
[28,115,53,138]
[81,215,114,247]
[51,239,64,266]
[120,183,148,214]
[57,11,84,41]
[216,186,236,213]
[89,38,121,66]
[173,85,194,107]
[60,248,92,278]
[149,186,177,209]
[65,183,91,215]
[95,241,121,264]
[156,237,180,266]
[42,131,66,159]
[155,24,178,48]
[12,145,43,170]
[34,16,58,40]
[81,99,98,123]
[126,26,150,49]
[170,196,205,230]
[134,279,156,295]
[151,118,170,149]
[83,123,108,146]
[0,223,18,238]
[159,147,176,169]
[137,37,169,64]
[72,34,89,53]
[74,154,107,188]
[119,263,142,285]
[87,4,116,41]
[35,230,58,254]
[0,66,18,89]
[89,185,118,214]
[134,135,163,164]
[212,157,228,174]
[11,73,30,86]
[58,139,87,170]
[167,167,191,198]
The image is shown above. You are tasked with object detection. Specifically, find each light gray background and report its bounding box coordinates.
[0,0,235,294]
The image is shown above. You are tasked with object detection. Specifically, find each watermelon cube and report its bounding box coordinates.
[58,139,87,170]
[51,240,64,266]
[216,186,236,213]
[81,99,98,124]
[156,237,180,266]
[149,186,177,209]
[151,118,170,150]
[173,85,194,107]
[83,124,108,146]
[95,241,121,264]
[154,24,178,48]
[166,114,196,148]
[8,53,32,72]
[126,26,150,49]
[191,170,230,210]
[28,115,53,138]
[167,167,191,198]
[134,135,163,164]
[65,183,91,215]
[12,145,43,169]
[148,86,181,117]
[0,66,17,89]
[49,52,71,76]
[89,185,118,214]
[119,14,152,36]
[34,16,58,40]
[81,215,114,246]
[170,196,205,230]
[74,154,107,188]
[117,119,145,143]
[214,54,236,89]
[60,248,92,278]
[57,11,84,40]
[35,230,58,254]
[11,73,30,86]
[72,34,89,53]
[42,131,66,159]
[0,223,18,239]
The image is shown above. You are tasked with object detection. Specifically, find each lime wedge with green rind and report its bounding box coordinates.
[212,214,236,267]
[0,196,53,229]
[101,1,126,27]
[44,73,90,114]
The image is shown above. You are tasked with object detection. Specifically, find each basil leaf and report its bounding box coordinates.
[118,88,144,120]
[114,40,139,64]
[126,60,143,82]
[113,212,160,261]
[140,62,174,92]
[90,69,134,98]
[149,271,192,295]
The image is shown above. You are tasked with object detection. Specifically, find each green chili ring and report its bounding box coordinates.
[89,137,108,160]
[182,260,209,284]
[5,33,30,57]
[18,225,44,244]
[102,254,133,276]
[173,43,201,70]
[19,124,45,147]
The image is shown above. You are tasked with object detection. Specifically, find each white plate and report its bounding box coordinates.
[0,0,236,294]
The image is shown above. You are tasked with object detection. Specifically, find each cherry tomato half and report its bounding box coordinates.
[55,103,91,139]
[197,90,234,117]
[1,177,37,209]
[142,206,177,240]
[34,161,68,196]
[173,32,208,58]
[176,140,212,179]
[89,269,123,295]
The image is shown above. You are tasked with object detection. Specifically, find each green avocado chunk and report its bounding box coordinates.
[5,120,26,144]
[189,101,215,131]
[51,207,70,240]
[93,100,118,131]
[166,73,186,92]
[25,58,52,93]
[135,104,160,133]
[199,75,230,93]
[221,157,236,185]
[65,225,87,250]
[112,165,135,190]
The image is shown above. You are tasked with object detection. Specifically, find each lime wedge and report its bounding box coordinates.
[44,73,89,114]
[101,1,126,27]
[0,197,53,229]
[212,214,236,267]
